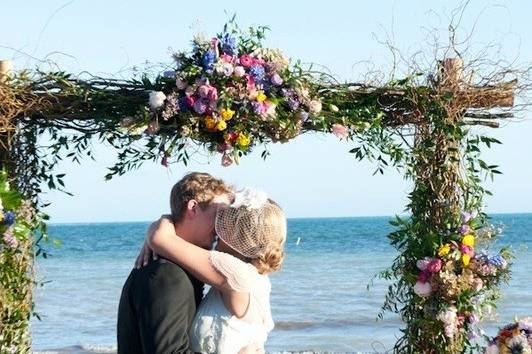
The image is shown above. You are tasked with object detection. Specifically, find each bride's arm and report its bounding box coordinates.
[147,217,228,289]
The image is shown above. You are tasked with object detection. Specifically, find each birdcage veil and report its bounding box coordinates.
[215,188,285,258]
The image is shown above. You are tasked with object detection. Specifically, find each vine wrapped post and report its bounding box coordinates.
[0,60,14,175]
[396,58,515,353]
[0,59,39,354]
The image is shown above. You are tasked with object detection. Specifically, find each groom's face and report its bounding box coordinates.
[195,193,232,249]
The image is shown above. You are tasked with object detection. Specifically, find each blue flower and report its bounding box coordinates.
[202,50,216,70]
[249,64,266,83]
[221,34,238,56]
[488,255,507,268]
[3,211,15,226]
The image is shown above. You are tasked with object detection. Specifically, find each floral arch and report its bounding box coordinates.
[0,21,526,354]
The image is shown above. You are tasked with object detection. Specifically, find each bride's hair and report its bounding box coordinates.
[216,199,287,274]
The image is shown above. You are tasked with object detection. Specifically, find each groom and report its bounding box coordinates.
[117,172,233,354]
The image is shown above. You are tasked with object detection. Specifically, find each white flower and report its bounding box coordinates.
[413,281,432,297]
[308,100,322,114]
[437,307,458,338]
[234,66,246,77]
[222,63,234,77]
[149,91,166,110]
[232,188,268,209]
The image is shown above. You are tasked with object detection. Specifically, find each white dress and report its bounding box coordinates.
[189,251,275,354]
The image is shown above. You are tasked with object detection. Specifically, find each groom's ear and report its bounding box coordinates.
[185,199,199,218]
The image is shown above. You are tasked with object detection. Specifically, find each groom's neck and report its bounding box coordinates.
[173,221,196,244]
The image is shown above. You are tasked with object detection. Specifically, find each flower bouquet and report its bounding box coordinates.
[411,210,512,345]
[122,22,324,166]
[485,318,532,354]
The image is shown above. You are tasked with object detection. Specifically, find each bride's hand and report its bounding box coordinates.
[238,343,265,354]
[134,221,162,268]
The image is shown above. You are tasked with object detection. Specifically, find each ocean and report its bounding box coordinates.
[30,214,532,353]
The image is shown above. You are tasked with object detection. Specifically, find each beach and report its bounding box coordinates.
[31,214,532,353]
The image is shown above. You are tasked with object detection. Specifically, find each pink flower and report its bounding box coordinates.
[207,86,218,101]
[253,58,266,66]
[3,231,18,249]
[427,258,442,273]
[332,124,349,139]
[460,244,474,257]
[239,55,254,68]
[221,153,234,167]
[185,96,195,108]
[197,85,211,98]
[220,54,234,63]
[245,74,255,89]
[217,143,231,153]
[413,281,432,297]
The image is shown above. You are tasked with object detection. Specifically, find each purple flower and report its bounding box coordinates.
[297,111,309,122]
[252,102,265,114]
[202,50,216,71]
[287,98,300,110]
[468,314,479,325]
[461,211,473,223]
[3,211,15,226]
[270,73,283,86]
[249,64,266,82]
[459,224,472,235]
[281,88,294,97]
[221,33,238,56]
[163,70,176,78]
[193,99,208,114]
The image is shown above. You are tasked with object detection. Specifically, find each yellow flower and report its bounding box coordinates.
[462,254,471,267]
[0,213,3,223]
[204,116,216,130]
[256,91,267,103]
[236,134,251,148]
[462,234,475,247]
[216,120,227,131]
[438,244,451,257]
[221,108,235,121]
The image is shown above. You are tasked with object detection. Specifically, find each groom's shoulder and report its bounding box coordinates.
[132,258,190,282]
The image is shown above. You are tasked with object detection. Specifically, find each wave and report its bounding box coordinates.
[274,317,402,331]
[34,344,116,354]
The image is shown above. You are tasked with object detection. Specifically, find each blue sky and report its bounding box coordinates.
[1,0,531,222]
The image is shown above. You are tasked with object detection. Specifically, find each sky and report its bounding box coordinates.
[1,0,531,223]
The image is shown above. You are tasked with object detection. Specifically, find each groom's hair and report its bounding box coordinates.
[170,172,232,223]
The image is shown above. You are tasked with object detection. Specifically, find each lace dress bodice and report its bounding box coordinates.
[189,251,274,354]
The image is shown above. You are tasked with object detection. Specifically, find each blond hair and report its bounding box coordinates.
[216,199,287,274]
[170,172,233,222]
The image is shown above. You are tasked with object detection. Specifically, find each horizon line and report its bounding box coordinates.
[47,211,532,226]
